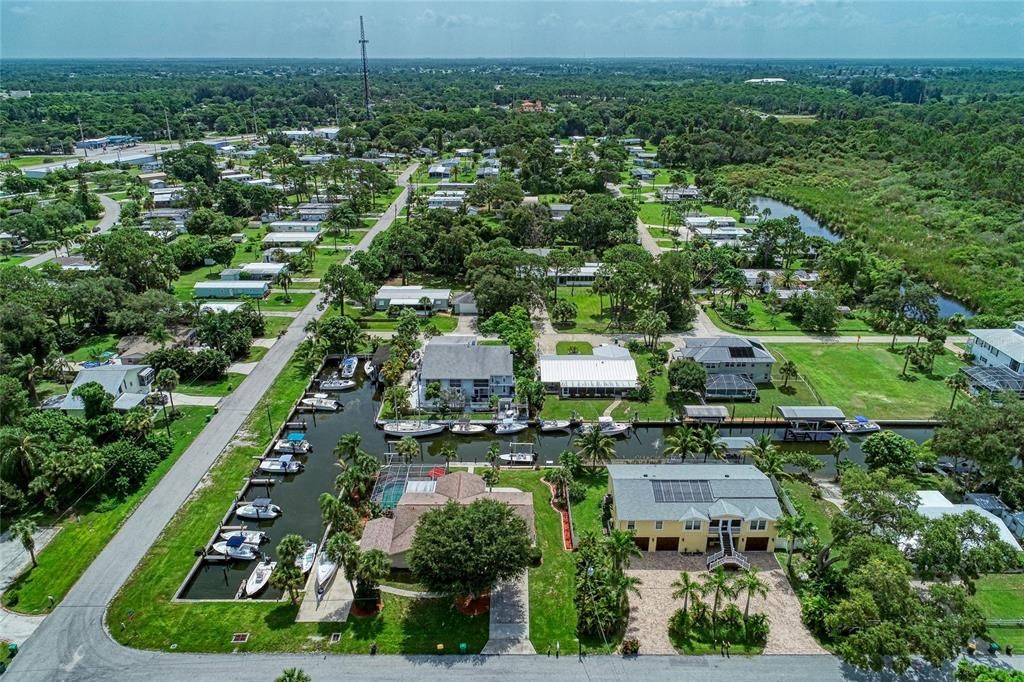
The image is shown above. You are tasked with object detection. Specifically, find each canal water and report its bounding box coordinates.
[180,360,936,600]
[751,196,974,319]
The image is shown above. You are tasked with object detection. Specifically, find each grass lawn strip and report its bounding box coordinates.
[107,357,487,654]
[555,341,593,355]
[1,407,215,613]
[705,297,873,337]
[974,574,1024,650]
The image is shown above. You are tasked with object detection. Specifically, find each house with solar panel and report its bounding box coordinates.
[672,336,776,401]
[607,464,780,567]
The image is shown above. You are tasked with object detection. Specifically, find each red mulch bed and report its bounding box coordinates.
[454,593,491,617]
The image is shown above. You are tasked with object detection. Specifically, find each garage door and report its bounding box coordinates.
[745,537,769,552]
[633,537,650,552]
[655,537,679,552]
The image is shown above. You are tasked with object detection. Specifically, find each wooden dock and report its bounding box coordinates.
[294,564,353,623]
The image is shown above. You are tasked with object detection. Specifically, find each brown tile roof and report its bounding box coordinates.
[434,471,486,500]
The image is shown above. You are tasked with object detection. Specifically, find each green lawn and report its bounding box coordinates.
[975,574,1024,650]
[670,624,764,655]
[548,287,618,333]
[344,308,458,334]
[723,379,821,419]
[2,407,214,614]
[177,373,246,397]
[3,155,77,168]
[65,333,119,362]
[0,255,31,268]
[258,316,294,338]
[780,480,838,547]
[498,469,616,653]
[244,345,270,362]
[637,201,742,227]
[770,344,961,419]
[107,356,487,654]
[555,341,593,355]
[706,298,873,336]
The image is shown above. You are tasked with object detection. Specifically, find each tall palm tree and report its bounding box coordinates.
[742,433,775,466]
[324,531,360,595]
[775,513,817,574]
[752,448,787,480]
[0,428,44,486]
[122,408,154,442]
[355,548,391,604]
[333,433,363,465]
[574,428,616,467]
[383,385,410,420]
[11,354,41,404]
[145,325,172,349]
[735,566,769,620]
[278,272,294,302]
[319,493,358,535]
[697,425,726,463]
[155,368,180,418]
[671,571,702,614]
[828,436,850,482]
[699,566,737,636]
[11,517,39,567]
[945,373,969,410]
[663,426,698,462]
[604,529,643,572]
[779,360,799,388]
[395,436,420,464]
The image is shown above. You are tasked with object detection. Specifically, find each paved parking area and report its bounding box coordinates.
[624,553,825,655]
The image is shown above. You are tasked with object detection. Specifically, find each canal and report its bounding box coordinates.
[751,196,975,319]
[180,359,937,600]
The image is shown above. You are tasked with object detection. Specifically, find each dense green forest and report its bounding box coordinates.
[2,59,1022,318]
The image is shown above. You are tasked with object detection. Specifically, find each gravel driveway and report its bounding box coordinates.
[624,553,825,656]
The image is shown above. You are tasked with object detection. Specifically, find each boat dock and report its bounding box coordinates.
[294,565,353,622]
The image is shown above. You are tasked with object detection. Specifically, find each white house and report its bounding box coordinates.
[193,281,270,299]
[417,337,515,411]
[549,203,572,221]
[550,262,601,287]
[44,365,155,415]
[313,127,341,140]
[299,154,336,165]
[427,164,451,179]
[262,232,321,248]
[269,220,322,233]
[539,344,638,397]
[967,322,1024,375]
[685,216,738,229]
[296,203,333,222]
[262,246,303,263]
[373,285,451,312]
[427,191,465,211]
[661,185,702,202]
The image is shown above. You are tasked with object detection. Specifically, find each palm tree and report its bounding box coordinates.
[278,272,294,302]
[11,517,39,567]
[355,549,391,605]
[752,448,787,480]
[275,668,311,682]
[663,426,698,462]
[828,436,850,482]
[775,513,817,574]
[742,433,775,466]
[122,408,154,442]
[779,360,798,388]
[574,428,616,467]
[945,373,969,410]
[604,529,643,572]
[735,566,769,620]
[0,429,44,486]
[697,425,726,463]
[324,531,360,595]
[901,344,918,376]
[395,436,420,464]
[155,368,180,418]
[319,493,358,535]
[544,466,573,504]
[671,571,702,614]
[699,566,737,636]
[383,385,410,420]
[11,354,41,404]
[333,433,363,465]
[145,325,172,349]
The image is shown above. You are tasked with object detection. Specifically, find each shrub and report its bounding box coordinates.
[567,479,587,504]
[668,608,690,638]
[744,613,770,645]
[620,638,640,656]
[528,545,543,567]
[800,592,833,638]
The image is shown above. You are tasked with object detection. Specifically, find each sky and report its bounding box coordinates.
[3,1,1023,60]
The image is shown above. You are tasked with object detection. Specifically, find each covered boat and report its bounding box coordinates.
[840,416,882,435]
[212,535,259,560]
[274,432,312,454]
[340,356,359,378]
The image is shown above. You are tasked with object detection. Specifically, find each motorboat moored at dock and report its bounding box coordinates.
[381,421,446,437]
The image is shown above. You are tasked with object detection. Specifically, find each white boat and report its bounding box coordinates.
[314,552,338,592]
[450,420,487,436]
[212,536,259,560]
[494,418,528,435]
[584,416,631,437]
[273,437,312,454]
[258,454,304,475]
[245,559,276,597]
[382,421,446,437]
[340,356,358,379]
[840,416,882,435]
[219,529,268,545]
[499,452,536,465]
[295,542,317,575]
[363,362,375,376]
[320,378,356,391]
[236,498,282,520]
[300,393,340,411]
[539,419,572,432]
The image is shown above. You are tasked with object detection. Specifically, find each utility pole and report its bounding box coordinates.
[77,116,88,158]
[250,101,260,138]
[359,16,371,119]
[163,109,172,141]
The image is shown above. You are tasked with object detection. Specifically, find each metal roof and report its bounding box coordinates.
[674,337,775,365]
[776,406,845,420]
[684,405,730,419]
[962,366,1024,395]
[539,347,637,388]
[420,342,513,381]
[968,326,1024,364]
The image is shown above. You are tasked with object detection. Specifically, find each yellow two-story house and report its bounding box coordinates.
[607,464,780,567]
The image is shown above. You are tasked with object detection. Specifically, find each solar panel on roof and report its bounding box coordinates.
[651,480,713,503]
[728,346,756,358]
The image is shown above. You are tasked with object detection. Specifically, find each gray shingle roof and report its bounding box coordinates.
[420,343,513,381]
[673,336,775,364]
[608,464,781,522]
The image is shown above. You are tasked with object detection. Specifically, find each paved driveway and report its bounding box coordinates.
[624,553,824,656]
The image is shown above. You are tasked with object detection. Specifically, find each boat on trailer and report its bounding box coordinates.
[258,454,304,475]
[300,393,340,411]
[494,418,529,435]
[382,421,446,437]
[235,497,282,520]
[245,559,276,597]
[340,356,359,379]
[450,419,487,436]
[840,416,882,435]
[220,528,268,545]
[295,542,317,575]
[314,552,338,592]
[212,536,259,561]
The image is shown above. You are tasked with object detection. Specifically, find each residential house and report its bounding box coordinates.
[417,147,436,158]
[476,166,500,178]
[550,262,601,287]
[630,167,654,181]
[221,173,253,183]
[519,99,544,113]
[427,191,465,211]
[684,216,738,229]
[199,302,246,314]
[296,203,333,222]
[262,232,321,248]
[661,185,702,202]
[298,154,336,165]
[539,344,638,397]
[44,364,155,416]
[672,337,776,400]
[427,164,451,179]
[117,326,196,365]
[417,337,515,411]
[313,126,341,140]
[452,291,478,315]
[143,208,191,229]
[373,285,451,312]
[220,262,288,281]
[912,490,1022,552]
[269,220,322,233]
[360,471,534,569]
[149,187,184,208]
[548,203,572,221]
[963,321,1024,396]
[607,464,781,561]
[193,280,270,299]
[621,138,643,145]
[280,130,311,141]
[263,246,303,263]
[692,225,752,247]
[53,256,98,272]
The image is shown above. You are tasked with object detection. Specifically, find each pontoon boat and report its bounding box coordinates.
[840,416,882,435]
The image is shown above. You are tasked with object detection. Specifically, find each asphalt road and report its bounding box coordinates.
[19,194,121,269]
